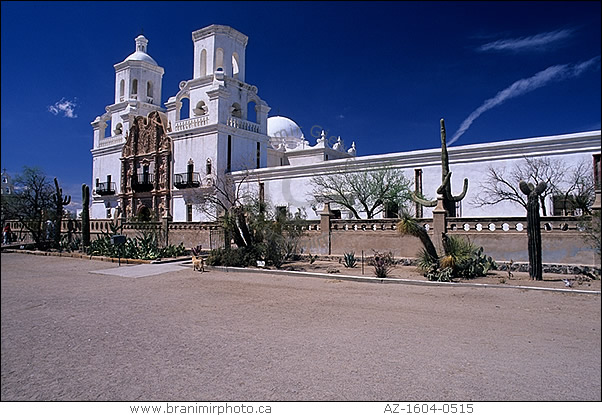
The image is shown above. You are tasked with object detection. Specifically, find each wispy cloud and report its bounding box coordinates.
[48,97,78,118]
[478,29,574,52]
[448,56,601,145]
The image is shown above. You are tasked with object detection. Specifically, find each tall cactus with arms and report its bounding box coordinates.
[519,180,547,280]
[412,119,468,217]
[52,177,71,248]
[81,183,91,249]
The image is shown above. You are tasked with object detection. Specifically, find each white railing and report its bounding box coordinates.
[98,134,124,148]
[174,116,210,132]
[227,117,261,133]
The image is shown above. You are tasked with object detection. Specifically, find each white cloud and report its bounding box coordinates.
[48,97,78,118]
[478,29,573,52]
[448,56,601,145]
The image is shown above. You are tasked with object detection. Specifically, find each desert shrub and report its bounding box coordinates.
[343,251,357,268]
[370,251,395,278]
[205,246,262,267]
[417,235,497,281]
[88,224,186,260]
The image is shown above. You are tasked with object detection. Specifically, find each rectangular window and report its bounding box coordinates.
[276,206,287,220]
[106,208,112,219]
[187,204,193,222]
[227,135,232,172]
[256,142,261,169]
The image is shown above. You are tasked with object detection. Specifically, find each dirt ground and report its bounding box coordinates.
[279,259,601,292]
[1,252,600,401]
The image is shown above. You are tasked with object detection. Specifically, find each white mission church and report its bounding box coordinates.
[90,24,601,222]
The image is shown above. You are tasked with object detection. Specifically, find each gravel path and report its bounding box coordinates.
[1,253,600,401]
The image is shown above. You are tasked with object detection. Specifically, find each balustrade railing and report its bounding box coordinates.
[227,117,261,133]
[174,116,210,132]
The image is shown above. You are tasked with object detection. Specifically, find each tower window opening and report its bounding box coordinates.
[247,100,257,123]
[131,79,138,98]
[231,103,242,118]
[146,81,153,102]
[119,80,125,101]
[215,48,224,73]
[232,52,240,78]
[200,49,207,77]
[194,101,207,116]
[206,158,212,175]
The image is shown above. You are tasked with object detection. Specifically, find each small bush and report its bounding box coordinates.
[370,251,395,278]
[343,251,357,268]
[205,246,262,267]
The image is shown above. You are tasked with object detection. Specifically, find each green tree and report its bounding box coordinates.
[310,165,413,219]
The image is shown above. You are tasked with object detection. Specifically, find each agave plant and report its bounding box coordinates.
[343,251,357,268]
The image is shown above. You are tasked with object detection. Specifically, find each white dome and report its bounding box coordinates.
[267,116,304,139]
[124,51,158,65]
[123,35,158,66]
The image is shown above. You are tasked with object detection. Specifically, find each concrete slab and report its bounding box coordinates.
[89,262,186,278]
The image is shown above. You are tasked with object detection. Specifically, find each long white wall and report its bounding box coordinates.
[232,130,601,220]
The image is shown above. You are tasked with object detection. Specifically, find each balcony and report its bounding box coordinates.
[174,172,201,189]
[95,182,116,196]
[131,173,154,192]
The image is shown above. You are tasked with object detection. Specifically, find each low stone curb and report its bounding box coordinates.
[204,265,601,295]
[2,249,152,264]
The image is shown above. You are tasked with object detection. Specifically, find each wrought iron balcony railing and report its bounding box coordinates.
[95,181,116,196]
[131,173,154,192]
[174,172,201,189]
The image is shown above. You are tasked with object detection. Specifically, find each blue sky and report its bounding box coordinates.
[1,1,600,208]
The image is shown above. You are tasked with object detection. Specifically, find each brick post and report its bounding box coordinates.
[432,196,447,255]
[320,202,334,255]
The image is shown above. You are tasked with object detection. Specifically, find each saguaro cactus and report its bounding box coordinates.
[519,180,547,280]
[412,119,468,217]
[53,177,71,248]
[82,183,91,249]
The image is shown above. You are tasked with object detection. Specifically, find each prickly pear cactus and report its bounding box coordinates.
[519,180,547,280]
[412,119,468,217]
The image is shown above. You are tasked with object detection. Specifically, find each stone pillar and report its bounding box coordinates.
[162,214,172,248]
[432,196,447,255]
[320,202,334,255]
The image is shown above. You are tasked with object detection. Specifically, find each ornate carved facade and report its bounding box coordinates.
[120,111,172,220]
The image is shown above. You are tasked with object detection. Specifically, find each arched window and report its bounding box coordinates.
[131,79,138,97]
[200,49,207,77]
[119,80,125,101]
[231,102,242,118]
[247,101,257,123]
[146,81,153,98]
[193,101,207,116]
[206,158,212,175]
[179,97,190,120]
[232,52,240,78]
[215,48,224,72]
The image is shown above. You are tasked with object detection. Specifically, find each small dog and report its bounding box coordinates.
[192,256,205,272]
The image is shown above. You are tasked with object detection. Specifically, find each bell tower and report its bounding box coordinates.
[192,24,247,81]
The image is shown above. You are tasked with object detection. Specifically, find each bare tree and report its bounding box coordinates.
[1,166,55,248]
[473,157,594,216]
[190,171,256,247]
[310,165,413,219]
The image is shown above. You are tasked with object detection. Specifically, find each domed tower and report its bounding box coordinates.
[114,35,164,106]
[90,34,166,220]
